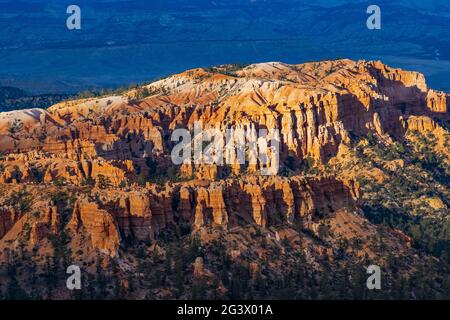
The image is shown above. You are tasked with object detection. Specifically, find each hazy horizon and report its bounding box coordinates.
[1,0,450,93]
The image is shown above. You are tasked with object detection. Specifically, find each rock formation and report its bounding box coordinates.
[0,59,448,300]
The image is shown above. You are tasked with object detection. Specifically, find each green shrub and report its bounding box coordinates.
[5,189,33,212]
[30,165,44,183]
[53,177,67,187]
[97,174,112,189]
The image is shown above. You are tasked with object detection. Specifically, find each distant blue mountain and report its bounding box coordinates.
[0,0,449,93]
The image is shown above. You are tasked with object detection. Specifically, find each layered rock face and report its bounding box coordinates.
[0,176,352,256]
[0,206,20,239]
[68,200,120,256]
[185,176,357,230]
[0,59,447,185]
[0,59,448,257]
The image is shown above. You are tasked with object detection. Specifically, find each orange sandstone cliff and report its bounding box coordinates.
[0,59,448,299]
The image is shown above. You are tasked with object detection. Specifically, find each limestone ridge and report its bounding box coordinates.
[0,60,447,181]
[0,59,448,270]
